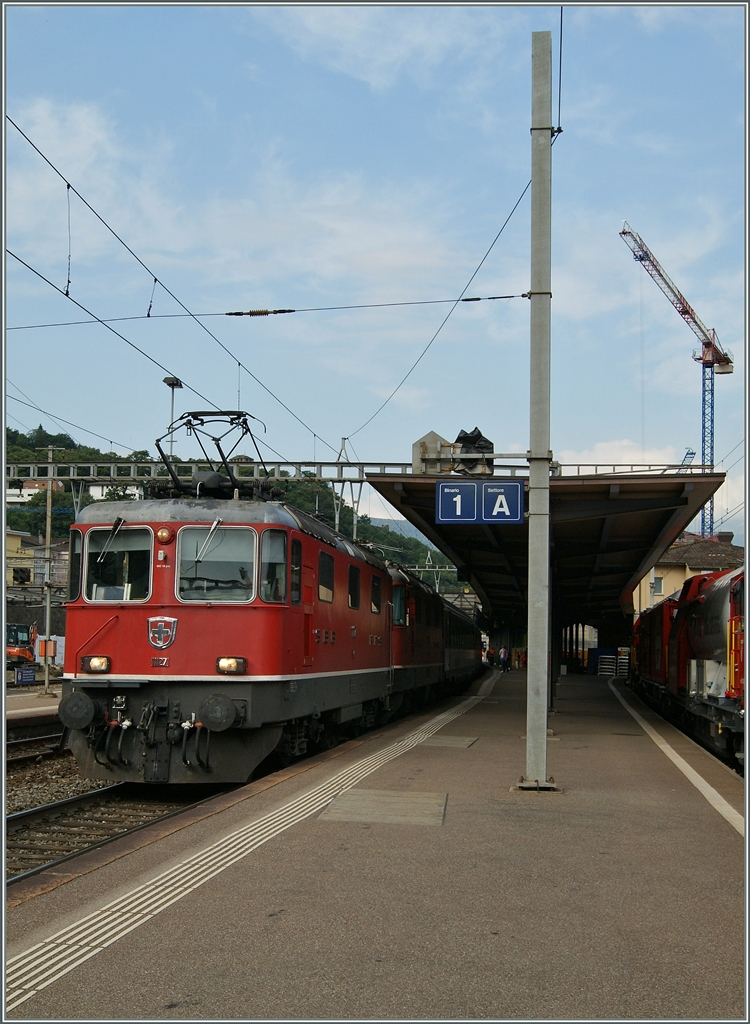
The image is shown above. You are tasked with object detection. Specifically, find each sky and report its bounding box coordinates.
[4,4,746,538]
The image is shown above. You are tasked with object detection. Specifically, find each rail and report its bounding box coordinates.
[5,783,229,884]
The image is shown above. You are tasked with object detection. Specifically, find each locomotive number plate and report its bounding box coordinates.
[151,657,170,667]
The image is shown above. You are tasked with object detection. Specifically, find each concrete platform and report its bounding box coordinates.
[5,670,745,1020]
[6,687,61,725]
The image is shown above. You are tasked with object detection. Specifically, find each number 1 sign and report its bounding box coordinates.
[435,480,524,525]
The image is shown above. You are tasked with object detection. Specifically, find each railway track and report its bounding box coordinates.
[6,782,234,884]
[6,733,66,767]
[4,690,463,885]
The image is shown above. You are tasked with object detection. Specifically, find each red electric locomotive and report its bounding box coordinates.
[58,412,483,784]
[633,564,744,767]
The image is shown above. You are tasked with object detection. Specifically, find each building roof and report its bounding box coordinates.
[658,534,744,570]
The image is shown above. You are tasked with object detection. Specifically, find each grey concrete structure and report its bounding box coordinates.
[526,29,553,785]
[6,669,744,1020]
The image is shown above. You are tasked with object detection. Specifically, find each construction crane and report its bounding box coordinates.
[620,222,733,537]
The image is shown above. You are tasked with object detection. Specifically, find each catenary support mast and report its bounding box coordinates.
[522,31,555,788]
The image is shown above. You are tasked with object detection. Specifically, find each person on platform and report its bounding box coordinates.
[499,646,509,673]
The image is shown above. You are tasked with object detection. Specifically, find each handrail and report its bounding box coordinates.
[6,460,721,485]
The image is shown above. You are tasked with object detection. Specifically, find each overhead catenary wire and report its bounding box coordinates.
[6,394,129,452]
[7,294,526,331]
[6,258,299,465]
[7,379,132,452]
[7,249,221,411]
[348,179,532,438]
[718,439,744,465]
[7,115,339,458]
[9,370,295,466]
[8,376,85,445]
[7,412,34,433]
[713,501,744,529]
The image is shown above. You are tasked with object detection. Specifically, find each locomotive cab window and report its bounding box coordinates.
[260,529,287,603]
[85,527,152,602]
[177,526,256,602]
[68,529,82,601]
[290,538,302,605]
[392,585,405,626]
[319,551,335,602]
[348,565,361,609]
[371,574,382,614]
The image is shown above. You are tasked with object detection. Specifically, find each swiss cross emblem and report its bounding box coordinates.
[148,617,178,649]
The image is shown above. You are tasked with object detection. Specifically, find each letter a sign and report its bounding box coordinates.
[436,480,523,524]
[491,493,510,516]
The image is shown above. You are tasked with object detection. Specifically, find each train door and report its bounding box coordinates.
[727,575,744,701]
[302,551,315,666]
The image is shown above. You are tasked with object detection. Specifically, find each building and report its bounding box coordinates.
[633,531,744,615]
[5,479,65,507]
[5,529,35,586]
[5,530,69,590]
[86,484,143,500]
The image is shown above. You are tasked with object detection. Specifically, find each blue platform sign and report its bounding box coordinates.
[436,480,524,525]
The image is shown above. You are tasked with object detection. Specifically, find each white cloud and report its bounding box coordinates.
[557,438,678,469]
[7,99,467,309]
[6,99,186,279]
[250,7,515,92]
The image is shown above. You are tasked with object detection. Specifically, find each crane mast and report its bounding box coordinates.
[620,222,733,537]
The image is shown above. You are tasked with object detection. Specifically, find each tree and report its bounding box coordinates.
[6,426,150,464]
[6,487,95,538]
[103,485,137,501]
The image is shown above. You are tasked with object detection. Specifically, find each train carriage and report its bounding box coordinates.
[633,564,744,767]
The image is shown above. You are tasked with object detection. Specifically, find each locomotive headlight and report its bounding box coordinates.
[217,657,246,674]
[156,526,174,544]
[81,655,110,673]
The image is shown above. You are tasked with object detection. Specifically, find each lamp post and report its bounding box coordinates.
[163,377,183,459]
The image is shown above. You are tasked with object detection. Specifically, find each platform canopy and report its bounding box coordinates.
[366,469,724,640]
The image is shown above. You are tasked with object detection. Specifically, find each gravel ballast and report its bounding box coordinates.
[6,756,114,815]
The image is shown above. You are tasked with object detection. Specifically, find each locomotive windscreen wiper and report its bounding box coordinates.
[96,517,125,563]
[195,518,224,564]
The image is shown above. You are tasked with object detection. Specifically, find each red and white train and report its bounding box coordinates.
[58,496,482,784]
[633,564,744,768]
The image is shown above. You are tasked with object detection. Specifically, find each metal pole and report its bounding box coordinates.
[169,388,175,460]
[521,31,554,788]
[43,445,53,695]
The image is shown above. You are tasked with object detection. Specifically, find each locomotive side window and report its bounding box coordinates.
[348,565,360,609]
[68,529,82,601]
[318,551,335,602]
[371,574,382,614]
[260,529,287,603]
[85,527,152,602]
[290,539,302,605]
[177,527,256,602]
[392,584,405,625]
